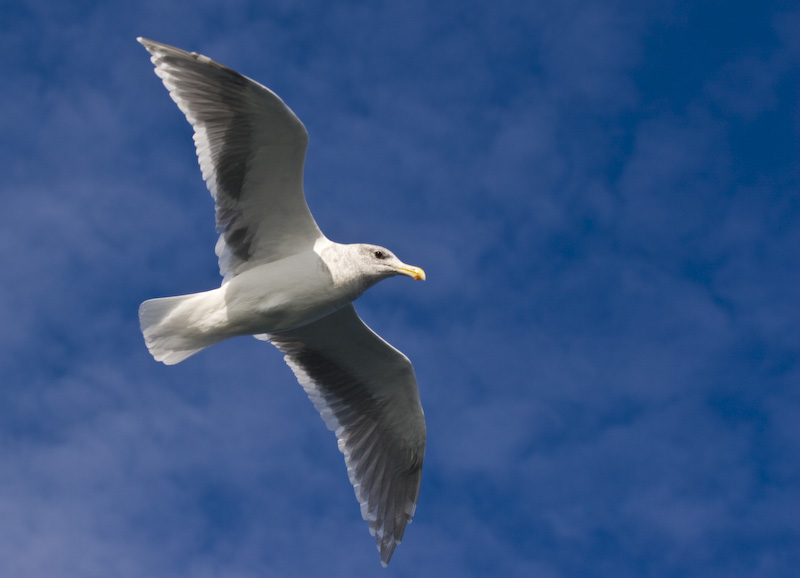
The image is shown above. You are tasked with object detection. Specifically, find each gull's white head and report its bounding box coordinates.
[354,244,426,281]
[316,242,426,297]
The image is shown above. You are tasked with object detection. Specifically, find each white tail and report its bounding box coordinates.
[138,294,218,365]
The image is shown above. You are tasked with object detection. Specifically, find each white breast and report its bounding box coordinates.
[221,248,351,335]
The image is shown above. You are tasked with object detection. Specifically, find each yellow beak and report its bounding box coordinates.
[395,265,426,281]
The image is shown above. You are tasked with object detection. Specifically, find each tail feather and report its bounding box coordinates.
[139,294,214,365]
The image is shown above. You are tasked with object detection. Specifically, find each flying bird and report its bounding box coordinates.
[136,38,426,567]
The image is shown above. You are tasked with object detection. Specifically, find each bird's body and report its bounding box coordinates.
[142,239,376,363]
[136,38,426,566]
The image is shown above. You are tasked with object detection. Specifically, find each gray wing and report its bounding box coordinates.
[269,305,426,566]
[138,38,324,282]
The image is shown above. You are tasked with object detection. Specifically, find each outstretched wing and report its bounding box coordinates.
[139,38,324,282]
[269,305,426,566]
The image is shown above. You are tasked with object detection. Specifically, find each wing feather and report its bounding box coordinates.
[269,305,426,566]
[138,38,324,281]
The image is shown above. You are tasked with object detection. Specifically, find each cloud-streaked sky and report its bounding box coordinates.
[2,0,798,576]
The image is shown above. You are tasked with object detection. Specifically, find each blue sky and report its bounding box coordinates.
[1,0,798,576]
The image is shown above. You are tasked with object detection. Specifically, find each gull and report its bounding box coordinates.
[136,38,426,567]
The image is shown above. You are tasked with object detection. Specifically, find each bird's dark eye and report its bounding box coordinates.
[374,250,386,259]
